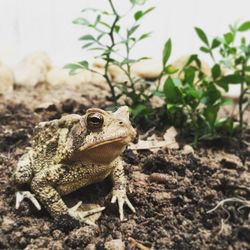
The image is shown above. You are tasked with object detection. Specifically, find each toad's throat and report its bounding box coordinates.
[76,137,128,163]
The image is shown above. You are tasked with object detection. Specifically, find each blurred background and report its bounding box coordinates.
[0,0,250,67]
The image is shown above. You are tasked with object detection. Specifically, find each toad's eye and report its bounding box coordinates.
[87,113,104,129]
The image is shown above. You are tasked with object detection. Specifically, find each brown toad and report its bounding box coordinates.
[13,106,136,223]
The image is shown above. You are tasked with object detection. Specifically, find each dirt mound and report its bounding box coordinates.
[0,91,249,249]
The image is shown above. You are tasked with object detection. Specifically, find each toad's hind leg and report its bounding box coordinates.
[31,164,105,223]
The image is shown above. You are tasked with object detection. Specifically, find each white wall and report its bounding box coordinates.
[0,0,250,67]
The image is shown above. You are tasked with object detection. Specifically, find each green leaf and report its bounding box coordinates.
[204,85,221,105]
[164,77,182,103]
[102,11,110,15]
[211,38,221,49]
[64,64,81,70]
[164,65,178,74]
[89,47,105,51]
[137,56,151,61]
[131,104,152,118]
[200,46,210,53]
[99,21,111,29]
[166,103,177,113]
[134,11,143,21]
[184,67,195,83]
[127,25,140,36]
[130,0,147,5]
[135,7,155,21]
[219,74,244,84]
[235,56,244,65]
[138,32,151,41]
[212,64,221,79]
[94,14,101,26]
[73,18,89,26]
[131,104,145,118]
[162,39,172,66]
[183,83,201,99]
[79,34,95,41]
[216,81,229,92]
[121,58,136,65]
[64,63,86,75]
[185,54,201,68]
[78,61,89,68]
[97,33,106,40]
[81,42,94,49]
[195,27,209,46]
[144,6,155,15]
[114,25,120,33]
[81,8,99,13]
[244,75,250,83]
[224,32,234,44]
[238,21,250,32]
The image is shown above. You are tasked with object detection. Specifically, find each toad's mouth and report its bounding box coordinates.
[80,136,129,152]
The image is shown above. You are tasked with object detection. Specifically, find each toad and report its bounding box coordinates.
[13,106,136,223]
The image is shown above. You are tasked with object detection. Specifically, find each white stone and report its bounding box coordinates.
[132,59,162,79]
[0,62,14,93]
[182,145,194,155]
[92,59,128,83]
[13,51,52,87]
[46,67,106,87]
[105,239,125,250]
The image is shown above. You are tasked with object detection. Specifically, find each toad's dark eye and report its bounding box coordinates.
[87,113,104,129]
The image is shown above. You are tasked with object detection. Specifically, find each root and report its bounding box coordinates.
[218,219,232,236]
[208,197,250,235]
[207,197,250,221]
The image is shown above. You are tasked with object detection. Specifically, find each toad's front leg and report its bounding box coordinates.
[111,157,135,221]
[31,164,104,222]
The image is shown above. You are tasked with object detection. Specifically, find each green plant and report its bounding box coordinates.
[163,54,234,144]
[195,21,250,142]
[163,21,250,143]
[65,0,157,112]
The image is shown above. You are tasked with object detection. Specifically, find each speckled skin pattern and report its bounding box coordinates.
[13,106,136,221]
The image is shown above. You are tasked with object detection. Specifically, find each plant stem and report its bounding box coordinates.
[239,62,246,144]
[156,71,164,91]
[103,0,121,105]
[239,82,244,143]
[125,42,136,92]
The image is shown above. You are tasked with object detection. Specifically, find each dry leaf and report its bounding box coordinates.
[128,237,151,250]
[129,139,167,152]
[129,126,179,152]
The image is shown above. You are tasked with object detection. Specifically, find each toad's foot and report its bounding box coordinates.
[15,191,41,210]
[68,201,105,225]
[111,190,135,221]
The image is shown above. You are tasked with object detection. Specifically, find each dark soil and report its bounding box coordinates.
[0,87,250,250]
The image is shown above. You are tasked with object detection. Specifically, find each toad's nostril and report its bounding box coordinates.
[119,121,123,125]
